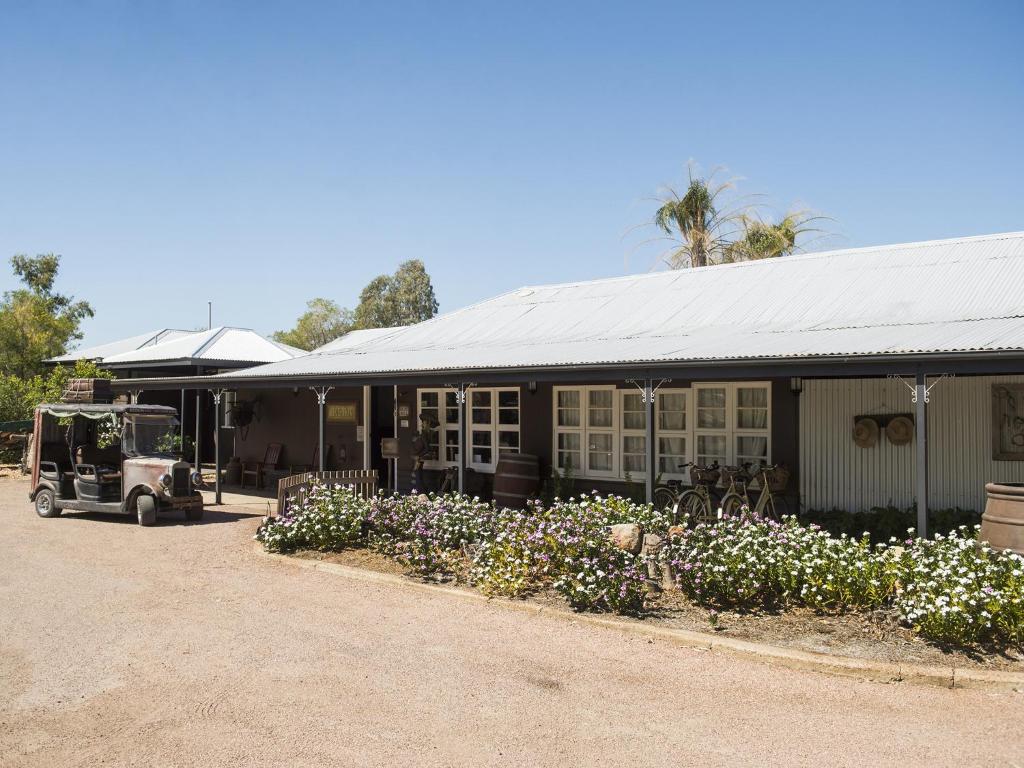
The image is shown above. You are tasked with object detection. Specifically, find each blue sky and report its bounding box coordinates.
[2,1,1021,347]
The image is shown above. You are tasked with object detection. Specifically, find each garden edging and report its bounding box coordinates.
[257,546,1024,692]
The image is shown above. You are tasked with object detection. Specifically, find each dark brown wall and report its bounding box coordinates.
[234,387,367,471]
[389,377,801,502]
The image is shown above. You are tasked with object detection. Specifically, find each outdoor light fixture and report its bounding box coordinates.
[528,381,537,393]
[790,377,803,395]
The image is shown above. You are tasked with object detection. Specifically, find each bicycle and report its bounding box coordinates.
[719,463,789,521]
[652,473,687,515]
[670,462,721,526]
[652,462,708,516]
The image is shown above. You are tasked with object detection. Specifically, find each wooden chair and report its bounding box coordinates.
[290,442,330,473]
[240,443,283,490]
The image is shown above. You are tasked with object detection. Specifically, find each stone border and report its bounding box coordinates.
[259,548,1024,692]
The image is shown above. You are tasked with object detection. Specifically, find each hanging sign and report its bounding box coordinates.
[326,402,358,423]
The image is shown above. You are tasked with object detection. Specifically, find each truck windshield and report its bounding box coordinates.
[123,418,180,457]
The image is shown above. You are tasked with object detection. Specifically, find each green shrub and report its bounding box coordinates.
[802,505,980,544]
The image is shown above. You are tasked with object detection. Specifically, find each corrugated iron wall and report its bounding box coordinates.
[799,375,1024,512]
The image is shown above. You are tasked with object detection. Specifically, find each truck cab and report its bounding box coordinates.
[28,403,204,525]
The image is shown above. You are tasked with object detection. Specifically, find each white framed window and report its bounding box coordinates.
[555,388,582,474]
[586,387,617,477]
[734,384,770,467]
[417,387,520,473]
[552,382,771,483]
[620,390,647,478]
[553,386,617,478]
[694,384,729,467]
[656,389,689,480]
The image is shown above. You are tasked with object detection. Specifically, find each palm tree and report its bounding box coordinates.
[725,210,829,262]
[655,167,729,268]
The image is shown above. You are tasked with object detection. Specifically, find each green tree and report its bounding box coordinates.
[653,168,741,269]
[724,211,827,262]
[272,298,354,351]
[353,260,438,329]
[649,164,830,269]
[353,275,394,330]
[0,254,94,378]
[0,359,112,423]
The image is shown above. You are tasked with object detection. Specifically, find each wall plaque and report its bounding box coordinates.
[326,402,358,424]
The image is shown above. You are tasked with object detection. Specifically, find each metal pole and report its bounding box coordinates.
[208,301,212,330]
[392,385,399,492]
[915,371,928,538]
[194,366,203,468]
[362,385,371,471]
[645,378,655,504]
[458,385,466,494]
[308,386,333,473]
[318,391,326,472]
[212,390,223,505]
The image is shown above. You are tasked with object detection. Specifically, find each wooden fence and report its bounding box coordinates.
[276,469,379,516]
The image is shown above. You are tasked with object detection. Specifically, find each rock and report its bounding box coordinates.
[416,493,430,504]
[660,562,677,591]
[609,523,643,554]
[641,533,663,555]
[641,533,664,580]
[667,525,687,539]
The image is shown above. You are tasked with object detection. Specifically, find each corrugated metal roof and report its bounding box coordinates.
[312,326,406,353]
[49,328,194,363]
[69,327,304,366]
[219,231,1024,379]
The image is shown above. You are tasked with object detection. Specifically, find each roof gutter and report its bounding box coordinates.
[109,349,1024,391]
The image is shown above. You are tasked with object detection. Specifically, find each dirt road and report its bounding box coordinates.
[1,476,1021,767]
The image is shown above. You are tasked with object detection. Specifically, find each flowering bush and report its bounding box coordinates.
[379,493,493,580]
[255,483,368,553]
[539,497,651,613]
[470,506,546,598]
[256,483,1024,648]
[892,527,1024,646]
[661,513,1024,647]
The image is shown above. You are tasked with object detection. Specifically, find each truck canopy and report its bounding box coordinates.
[35,403,178,420]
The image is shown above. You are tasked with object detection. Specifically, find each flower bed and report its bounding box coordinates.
[255,485,1024,649]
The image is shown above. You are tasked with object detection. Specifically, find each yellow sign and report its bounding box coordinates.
[326,402,358,423]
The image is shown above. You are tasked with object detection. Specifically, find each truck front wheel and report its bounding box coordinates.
[137,495,157,526]
[34,488,60,518]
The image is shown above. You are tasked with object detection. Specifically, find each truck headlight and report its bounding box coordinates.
[159,472,173,489]
[190,471,203,488]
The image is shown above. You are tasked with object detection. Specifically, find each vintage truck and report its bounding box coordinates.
[28,403,203,525]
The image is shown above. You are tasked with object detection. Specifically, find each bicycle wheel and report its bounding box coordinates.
[677,490,715,527]
[720,492,746,519]
[763,495,788,522]
[652,486,677,513]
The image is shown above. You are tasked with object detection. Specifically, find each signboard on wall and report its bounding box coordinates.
[993,384,1024,460]
[326,402,358,424]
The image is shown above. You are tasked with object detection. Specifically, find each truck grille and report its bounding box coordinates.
[172,466,190,496]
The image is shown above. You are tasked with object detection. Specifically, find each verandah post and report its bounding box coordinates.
[458,384,467,494]
[310,386,333,473]
[915,371,928,538]
[210,388,223,505]
[194,366,203,468]
[645,378,655,505]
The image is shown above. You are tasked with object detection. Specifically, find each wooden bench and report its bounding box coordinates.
[276,470,379,516]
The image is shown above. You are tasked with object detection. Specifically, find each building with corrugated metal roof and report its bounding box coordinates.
[113,231,1024,529]
[51,326,303,465]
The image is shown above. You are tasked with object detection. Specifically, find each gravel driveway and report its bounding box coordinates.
[1,475,1021,767]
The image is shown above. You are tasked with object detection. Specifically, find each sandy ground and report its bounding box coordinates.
[1,475,1023,767]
